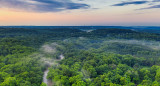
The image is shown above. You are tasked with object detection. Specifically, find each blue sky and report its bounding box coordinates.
[0,0,160,26]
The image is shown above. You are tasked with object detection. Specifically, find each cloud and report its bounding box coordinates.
[139,4,160,10]
[148,4,160,8]
[112,1,148,6]
[137,0,160,10]
[0,0,90,12]
[153,0,160,2]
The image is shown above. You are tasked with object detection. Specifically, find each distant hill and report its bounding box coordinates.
[1,26,160,34]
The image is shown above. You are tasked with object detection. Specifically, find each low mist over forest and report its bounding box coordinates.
[1,27,160,86]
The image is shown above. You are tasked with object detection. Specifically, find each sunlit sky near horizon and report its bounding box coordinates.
[0,0,160,26]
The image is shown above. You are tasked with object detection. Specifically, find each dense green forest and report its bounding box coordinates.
[1,27,160,86]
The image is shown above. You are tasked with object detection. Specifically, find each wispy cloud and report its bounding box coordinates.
[153,0,160,2]
[0,0,90,12]
[112,0,160,10]
[140,4,160,10]
[112,1,148,6]
[137,0,160,10]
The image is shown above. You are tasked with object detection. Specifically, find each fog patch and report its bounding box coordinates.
[41,43,58,54]
[41,54,65,86]
[81,69,91,79]
[79,37,87,40]
[81,29,94,33]
[41,57,56,66]
[106,39,160,50]
[39,42,65,86]
[86,30,94,33]
[59,54,64,60]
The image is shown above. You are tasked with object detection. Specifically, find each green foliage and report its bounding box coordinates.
[47,36,160,86]
[0,37,43,86]
[40,82,47,86]
[2,27,160,86]
[0,77,17,86]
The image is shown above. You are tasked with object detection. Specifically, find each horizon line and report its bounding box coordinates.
[1,25,160,27]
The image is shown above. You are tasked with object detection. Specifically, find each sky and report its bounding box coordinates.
[0,0,160,26]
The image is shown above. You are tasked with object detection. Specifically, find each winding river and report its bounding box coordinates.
[43,54,64,86]
[43,69,53,86]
